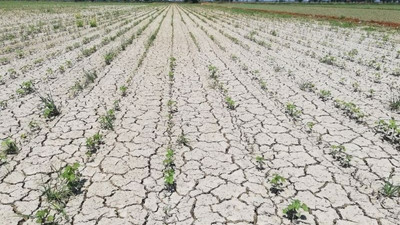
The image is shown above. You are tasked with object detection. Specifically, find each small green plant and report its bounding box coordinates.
[1,138,18,155]
[76,20,84,28]
[225,96,236,110]
[86,132,103,156]
[208,65,218,79]
[270,174,286,194]
[330,145,352,168]
[299,81,315,92]
[81,46,97,57]
[34,209,56,224]
[119,85,127,96]
[319,89,332,101]
[375,118,400,145]
[66,61,72,68]
[334,99,365,122]
[0,57,10,65]
[283,199,309,221]
[29,120,40,132]
[270,30,277,36]
[381,168,400,198]
[113,100,120,111]
[104,50,116,65]
[260,80,267,91]
[0,100,7,110]
[58,65,65,74]
[347,49,358,59]
[286,103,302,119]
[320,55,336,65]
[84,70,97,86]
[170,57,176,70]
[367,89,375,98]
[306,122,314,133]
[164,168,175,192]
[230,54,238,61]
[168,71,174,80]
[389,95,400,112]
[352,82,360,92]
[16,49,24,59]
[255,156,265,170]
[89,18,97,27]
[70,81,83,97]
[99,109,115,130]
[374,73,382,83]
[16,80,34,96]
[177,133,189,146]
[7,69,16,78]
[163,148,174,167]
[60,162,81,194]
[40,95,60,119]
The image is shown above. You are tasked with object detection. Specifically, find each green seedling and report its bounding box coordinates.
[119,86,127,96]
[270,174,286,194]
[330,145,352,168]
[70,81,83,97]
[76,20,84,28]
[20,133,27,140]
[168,71,174,80]
[260,80,267,91]
[352,82,360,92]
[84,70,97,86]
[225,96,236,110]
[8,68,17,79]
[375,118,400,145]
[89,18,97,27]
[334,99,365,122]
[381,168,400,198]
[0,100,7,110]
[99,109,115,130]
[320,55,336,65]
[283,199,309,221]
[163,148,174,167]
[367,89,375,98]
[34,209,56,224]
[255,156,265,170]
[319,90,332,101]
[1,138,18,155]
[43,183,71,204]
[389,95,400,112]
[177,134,189,146]
[164,168,175,192]
[60,162,81,194]
[286,103,302,119]
[66,61,72,68]
[81,46,97,57]
[306,122,315,133]
[208,65,218,79]
[113,100,120,111]
[40,95,60,119]
[104,50,116,65]
[86,132,103,156]
[170,57,176,70]
[58,65,65,74]
[299,81,315,92]
[16,80,34,96]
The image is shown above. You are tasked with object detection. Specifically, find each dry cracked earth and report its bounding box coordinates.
[0,4,400,225]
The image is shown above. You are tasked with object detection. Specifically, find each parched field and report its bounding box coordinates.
[208,3,400,25]
[0,2,400,225]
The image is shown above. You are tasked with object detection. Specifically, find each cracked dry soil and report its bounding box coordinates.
[0,3,399,225]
